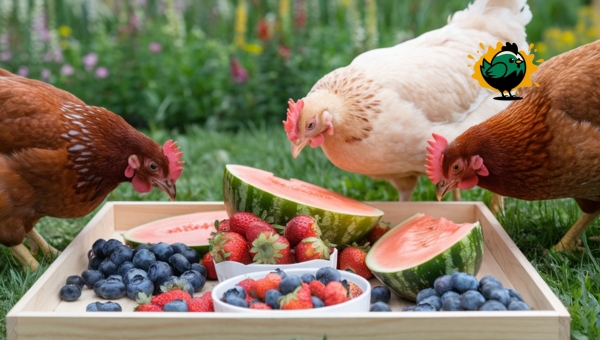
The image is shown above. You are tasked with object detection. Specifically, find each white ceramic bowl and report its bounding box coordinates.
[211,267,371,314]
[214,248,338,282]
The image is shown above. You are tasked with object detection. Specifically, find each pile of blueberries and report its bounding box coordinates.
[404,272,531,312]
[58,238,208,311]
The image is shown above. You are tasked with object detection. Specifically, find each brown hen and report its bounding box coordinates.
[426,40,600,252]
[0,69,184,270]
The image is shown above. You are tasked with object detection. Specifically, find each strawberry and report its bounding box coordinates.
[134,292,163,312]
[216,219,231,232]
[210,231,252,264]
[365,221,391,244]
[236,278,255,296]
[229,212,261,235]
[245,220,276,243]
[280,283,313,310]
[250,273,282,301]
[250,231,294,265]
[337,243,373,279]
[150,281,193,308]
[347,281,364,299]
[187,292,214,312]
[323,281,348,306]
[201,251,218,280]
[308,280,326,301]
[284,215,321,247]
[249,301,273,310]
[294,237,330,262]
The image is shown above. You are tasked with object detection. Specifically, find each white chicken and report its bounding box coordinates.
[283,0,531,203]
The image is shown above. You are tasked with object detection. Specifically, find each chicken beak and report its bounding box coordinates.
[155,180,177,201]
[516,59,522,64]
[291,139,310,159]
[435,180,457,201]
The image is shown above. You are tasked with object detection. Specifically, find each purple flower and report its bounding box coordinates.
[95,67,109,79]
[0,34,8,44]
[82,53,98,71]
[41,68,51,82]
[33,14,50,42]
[149,42,162,53]
[17,66,29,77]
[60,64,75,76]
[129,14,141,29]
[44,49,64,63]
[230,57,248,84]
[0,52,11,61]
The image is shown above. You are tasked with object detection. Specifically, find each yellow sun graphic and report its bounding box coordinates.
[469,42,543,93]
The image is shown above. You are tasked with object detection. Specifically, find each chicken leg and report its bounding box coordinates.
[490,193,504,214]
[552,211,600,252]
[389,175,419,202]
[9,244,40,271]
[26,228,60,259]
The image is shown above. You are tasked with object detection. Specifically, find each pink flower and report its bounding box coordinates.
[44,49,64,63]
[230,57,248,84]
[129,14,141,29]
[17,66,29,77]
[41,68,51,82]
[0,34,8,44]
[95,67,109,79]
[60,64,75,76]
[0,52,11,61]
[82,53,98,71]
[149,42,162,53]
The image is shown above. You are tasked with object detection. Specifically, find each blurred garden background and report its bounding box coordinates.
[1,0,600,339]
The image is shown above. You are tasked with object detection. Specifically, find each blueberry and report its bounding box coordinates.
[110,245,133,267]
[66,275,85,290]
[86,302,101,311]
[171,242,189,254]
[223,286,246,301]
[434,275,453,296]
[180,248,201,264]
[59,284,82,301]
[98,259,118,277]
[415,288,437,304]
[371,286,392,304]
[506,288,524,302]
[414,303,436,312]
[460,290,486,311]
[123,268,148,286]
[270,268,288,279]
[441,296,462,311]
[482,286,510,306]
[126,274,154,299]
[102,239,123,257]
[169,253,191,275]
[265,289,283,309]
[88,256,103,270]
[147,261,172,286]
[133,243,151,255]
[508,300,530,311]
[480,282,504,297]
[316,267,341,285]
[402,306,416,311]
[97,280,126,299]
[117,261,135,278]
[370,301,392,312]
[311,296,325,308]
[479,300,508,311]
[97,301,122,312]
[419,295,442,311]
[440,290,461,302]
[279,275,302,295]
[106,274,123,282]
[479,275,502,288]
[226,296,249,308]
[150,242,174,262]
[180,270,205,292]
[93,279,106,297]
[81,270,104,288]
[164,299,189,312]
[451,272,479,293]
[301,273,316,284]
[132,249,156,272]
[190,263,207,279]
[92,239,107,258]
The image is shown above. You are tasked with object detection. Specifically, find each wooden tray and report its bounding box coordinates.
[7,201,570,340]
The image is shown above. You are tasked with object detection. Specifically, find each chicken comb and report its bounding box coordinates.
[425,133,448,184]
[163,139,184,183]
[282,98,304,141]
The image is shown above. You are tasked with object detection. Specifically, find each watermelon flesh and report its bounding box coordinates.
[223,164,384,246]
[366,213,484,301]
[122,211,228,257]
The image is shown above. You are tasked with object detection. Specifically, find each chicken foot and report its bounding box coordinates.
[489,193,504,214]
[26,228,60,259]
[552,211,600,252]
[9,244,40,272]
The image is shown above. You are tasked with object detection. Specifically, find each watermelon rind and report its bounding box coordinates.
[365,213,484,301]
[222,164,384,247]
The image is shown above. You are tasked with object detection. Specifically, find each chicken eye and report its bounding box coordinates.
[149,162,158,171]
[307,122,315,130]
[452,163,460,171]
[509,58,515,63]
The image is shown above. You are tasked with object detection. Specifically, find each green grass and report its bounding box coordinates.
[1,127,599,339]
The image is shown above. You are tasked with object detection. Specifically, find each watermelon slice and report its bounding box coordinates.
[122,210,228,256]
[222,164,384,247]
[365,213,484,301]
